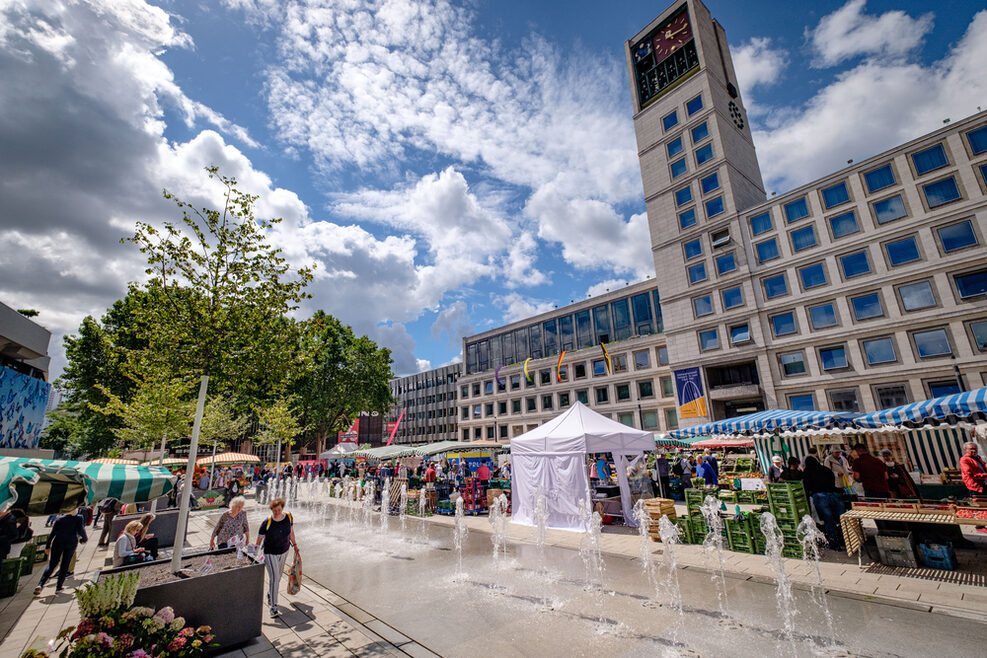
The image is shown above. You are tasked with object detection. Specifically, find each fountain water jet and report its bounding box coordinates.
[418,488,429,544]
[632,500,661,606]
[379,478,391,535]
[453,497,469,579]
[760,512,797,650]
[399,484,408,534]
[488,494,509,560]
[797,514,836,647]
[699,495,729,616]
[362,480,375,530]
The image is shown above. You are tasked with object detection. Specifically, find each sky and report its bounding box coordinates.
[1,0,986,379]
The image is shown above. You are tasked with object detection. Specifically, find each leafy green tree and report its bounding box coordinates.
[91,375,193,460]
[126,166,313,410]
[39,401,78,456]
[254,397,305,462]
[289,311,394,455]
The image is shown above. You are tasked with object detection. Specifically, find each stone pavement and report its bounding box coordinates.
[0,511,440,658]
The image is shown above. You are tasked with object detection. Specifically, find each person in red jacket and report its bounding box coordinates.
[960,442,987,533]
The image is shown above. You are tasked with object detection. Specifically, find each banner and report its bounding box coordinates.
[337,418,359,444]
[0,366,51,449]
[674,367,707,419]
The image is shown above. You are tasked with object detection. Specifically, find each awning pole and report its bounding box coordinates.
[172,375,208,574]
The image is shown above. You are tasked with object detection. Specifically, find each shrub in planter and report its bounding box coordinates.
[20,575,215,658]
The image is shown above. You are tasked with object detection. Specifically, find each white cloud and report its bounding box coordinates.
[754,10,987,193]
[496,293,555,324]
[808,0,934,67]
[585,279,634,299]
[430,301,474,349]
[731,37,787,113]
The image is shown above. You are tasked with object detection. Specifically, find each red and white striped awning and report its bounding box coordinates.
[196,452,260,466]
[690,438,755,449]
[141,458,188,466]
[90,457,140,465]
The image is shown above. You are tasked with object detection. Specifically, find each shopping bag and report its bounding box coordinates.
[286,553,302,595]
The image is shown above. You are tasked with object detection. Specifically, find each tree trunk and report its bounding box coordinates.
[283,440,291,462]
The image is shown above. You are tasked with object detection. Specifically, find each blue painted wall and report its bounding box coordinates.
[0,365,51,449]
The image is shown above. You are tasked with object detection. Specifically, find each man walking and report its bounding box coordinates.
[35,509,87,595]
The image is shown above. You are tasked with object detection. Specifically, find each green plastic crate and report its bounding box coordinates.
[19,545,36,576]
[1,558,22,598]
[675,516,693,544]
[684,489,706,513]
[782,542,804,560]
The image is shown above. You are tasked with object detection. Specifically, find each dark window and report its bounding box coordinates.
[542,395,553,410]
[885,237,920,266]
[502,332,515,366]
[695,143,713,165]
[595,387,609,404]
[875,385,908,407]
[671,158,687,178]
[679,208,697,229]
[863,165,896,193]
[511,374,521,390]
[715,252,735,274]
[829,390,860,413]
[829,211,859,238]
[543,319,558,356]
[559,393,571,407]
[780,352,806,376]
[701,173,720,194]
[668,137,683,157]
[528,324,542,359]
[789,394,815,411]
[911,143,948,174]
[559,315,575,351]
[705,196,725,217]
[593,305,611,343]
[749,212,772,236]
[540,370,551,385]
[705,362,759,388]
[821,182,850,208]
[663,111,678,131]
[929,381,961,398]
[954,269,987,299]
[676,186,693,206]
[611,298,632,340]
[923,177,961,208]
[784,198,809,223]
[850,293,884,320]
[638,381,654,398]
[691,122,709,143]
[631,293,654,335]
[966,125,987,154]
[526,397,537,412]
[616,384,631,401]
[512,399,521,413]
[576,389,589,404]
[686,95,703,115]
[790,225,817,252]
[574,363,586,379]
[575,310,593,349]
[653,290,664,333]
[684,239,702,259]
[515,327,528,361]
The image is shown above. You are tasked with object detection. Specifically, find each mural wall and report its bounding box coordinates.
[0,365,51,449]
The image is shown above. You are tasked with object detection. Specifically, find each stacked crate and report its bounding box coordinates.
[766,482,810,559]
[643,498,677,542]
[725,515,754,553]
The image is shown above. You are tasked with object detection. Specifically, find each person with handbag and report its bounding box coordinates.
[211,496,250,549]
[255,498,299,617]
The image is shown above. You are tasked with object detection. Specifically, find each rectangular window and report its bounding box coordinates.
[670,158,687,178]
[875,385,909,408]
[970,320,987,351]
[954,269,987,299]
[924,177,961,208]
[691,122,709,143]
[634,350,650,369]
[558,366,568,382]
[715,252,735,275]
[780,352,806,376]
[543,319,559,356]
[784,198,809,223]
[575,310,592,350]
[643,410,659,429]
[700,173,720,194]
[829,210,859,238]
[632,293,654,335]
[705,196,725,217]
[749,212,772,236]
[484,381,494,395]
[862,337,896,365]
[686,95,703,115]
[898,280,936,311]
[461,385,469,398]
[542,395,553,410]
[526,397,537,412]
[763,273,788,299]
[885,236,920,266]
[710,229,730,248]
[574,363,586,379]
[684,238,702,259]
[722,286,743,309]
[617,412,634,427]
[820,346,848,370]
[913,328,952,358]
[559,392,571,408]
[929,381,961,398]
[675,186,693,207]
[576,389,588,404]
[559,314,574,351]
[654,290,664,333]
[863,165,896,193]
[821,181,850,208]
[688,262,707,284]
[663,408,678,430]
[980,163,987,185]
[593,305,610,343]
[461,406,469,420]
[699,329,719,351]
[473,404,482,417]
[595,387,609,404]
[657,346,669,365]
[771,312,796,337]
[663,111,678,131]
[911,143,948,174]
[611,298,632,340]
[612,353,628,373]
[789,394,816,411]
[660,376,673,397]
[695,143,713,165]
[485,403,493,416]
[472,383,480,396]
[616,384,631,401]
[799,262,828,290]
[829,389,860,413]
[678,208,697,229]
[756,238,780,263]
[498,401,507,414]
[730,324,751,343]
[851,292,884,320]
[790,225,817,252]
[510,374,521,390]
[966,125,987,154]
[592,359,607,376]
[873,194,907,224]
[840,250,871,278]
[667,137,683,158]
[639,380,654,398]
[540,369,551,385]
[937,220,977,252]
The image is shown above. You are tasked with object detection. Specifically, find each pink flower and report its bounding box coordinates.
[116,633,135,650]
[96,632,113,647]
[180,627,194,637]
[152,606,175,625]
[203,634,214,643]
[127,650,150,658]
[195,625,211,634]
[167,636,186,652]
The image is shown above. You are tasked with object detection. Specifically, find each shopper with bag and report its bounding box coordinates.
[256,498,300,617]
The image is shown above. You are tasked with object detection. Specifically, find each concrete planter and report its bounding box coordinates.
[110,508,181,549]
[99,548,263,651]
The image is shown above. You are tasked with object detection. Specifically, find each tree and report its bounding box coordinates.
[199,395,250,451]
[126,167,313,410]
[39,402,79,456]
[16,309,39,317]
[254,397,305,464]
[90,375,193,460]
[289,311,394,455]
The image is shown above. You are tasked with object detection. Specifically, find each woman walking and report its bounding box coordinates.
[34,509,87,595]
[210,496,250,550]
[255,498,299,617]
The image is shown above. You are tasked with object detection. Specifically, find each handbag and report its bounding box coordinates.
[286,553,302,595]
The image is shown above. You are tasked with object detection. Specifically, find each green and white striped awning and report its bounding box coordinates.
[901,427,967,476]
[754,435,815,472]
[0,458,177,513]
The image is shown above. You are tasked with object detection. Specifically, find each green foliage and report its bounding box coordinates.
[289,311,394,448]
[254,397,305,452]
[125,166,313,410]
[16,308,39,317]
[198,394,250,450]
[90,374,193,457]
[76,572,141,618]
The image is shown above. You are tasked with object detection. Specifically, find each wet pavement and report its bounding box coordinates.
[270,501,987,658]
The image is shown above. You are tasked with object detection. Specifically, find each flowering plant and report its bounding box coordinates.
[21,605,214,658]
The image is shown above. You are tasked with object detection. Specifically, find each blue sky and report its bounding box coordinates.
[1,0,986,378]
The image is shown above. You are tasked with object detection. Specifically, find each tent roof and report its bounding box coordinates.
[196,452,259,466]
[320,443,357,459]
[668,409,858,439]
[853,386,987,429]
[510,402,654,455]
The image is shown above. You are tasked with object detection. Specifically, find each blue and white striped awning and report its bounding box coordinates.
[669,409,859,439]
[853,387,987,429]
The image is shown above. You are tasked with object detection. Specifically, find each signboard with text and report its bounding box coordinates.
[337,418,359,444]
[674,367,708,419]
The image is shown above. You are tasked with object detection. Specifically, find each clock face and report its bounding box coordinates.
[632,6,699,109]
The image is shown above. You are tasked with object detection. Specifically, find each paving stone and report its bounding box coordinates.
[400,641,443,658]
[363,619,410,646]
[337,602,375,624]
[241,635,276,656]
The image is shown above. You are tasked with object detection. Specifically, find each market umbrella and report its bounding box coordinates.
[141,457,189,466]
[91,457,140,465]
[0,460,41,511]
[196,452,260,466]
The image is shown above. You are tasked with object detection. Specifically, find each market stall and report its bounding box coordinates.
[510,402,654,531]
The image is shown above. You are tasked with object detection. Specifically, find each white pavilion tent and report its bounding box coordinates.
[510,402,655,531]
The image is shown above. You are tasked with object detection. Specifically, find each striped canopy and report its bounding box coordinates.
[669,409,858,439]
[196,452,260,466]
[91,457,140,465]
[142,457,188,466]
[853,387,987,429]
[0,458,176,513]
[0,461,41,511]
[691,437,755,449]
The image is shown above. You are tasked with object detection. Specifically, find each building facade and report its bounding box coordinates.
[458,280,681,441]
[0,301,52,450]
[387,364,461,445]
[627,0,987,425]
